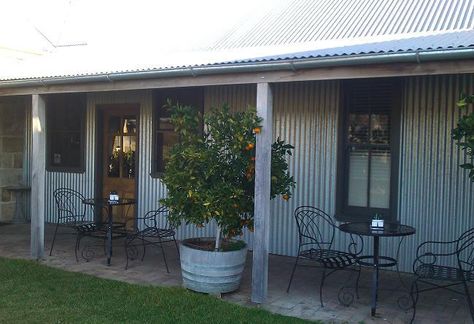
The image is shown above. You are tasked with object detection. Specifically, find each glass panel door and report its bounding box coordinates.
[106,116,137,179]
[101,106,139,228]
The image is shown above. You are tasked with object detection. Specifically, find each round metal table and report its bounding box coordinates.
[339,221,416,316]
[82,198,136,266]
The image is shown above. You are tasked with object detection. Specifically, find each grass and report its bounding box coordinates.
[0,257,315,323]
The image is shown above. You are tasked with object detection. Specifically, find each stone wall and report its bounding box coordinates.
[0,97,27,222]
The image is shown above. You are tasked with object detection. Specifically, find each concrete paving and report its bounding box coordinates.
[0,223,471,323]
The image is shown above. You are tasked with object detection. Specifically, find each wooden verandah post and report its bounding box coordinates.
[31,94,46,259]
[251,82,273,303]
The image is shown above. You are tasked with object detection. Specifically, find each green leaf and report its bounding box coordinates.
[453,93,474,180]
[160,101,295,243]
[457,99,467,108]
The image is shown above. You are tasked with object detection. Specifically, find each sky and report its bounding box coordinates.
[0,0,286,55]
[0,0,289,78]
[1,0,473,80]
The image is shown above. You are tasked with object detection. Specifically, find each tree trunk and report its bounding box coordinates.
[215,226,221,251]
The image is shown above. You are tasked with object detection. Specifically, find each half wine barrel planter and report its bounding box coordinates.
[180,238,248,294]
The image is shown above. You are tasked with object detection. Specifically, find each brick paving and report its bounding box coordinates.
[0,223,471,323]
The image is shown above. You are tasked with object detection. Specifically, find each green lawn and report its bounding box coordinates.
[0,257,315,323]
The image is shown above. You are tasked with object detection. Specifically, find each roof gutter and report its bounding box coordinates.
[1,48,473,88]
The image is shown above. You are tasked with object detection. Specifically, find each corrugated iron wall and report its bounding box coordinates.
[40,75,474,272]
[205,84,257,112]
[270,76,474,272]
[397,74,474,271]
[43,89,217,238]
[137,89,216,239]
[271,81,341,256]
[44,94,96,223]
[203,82,342,254]
[205,77,474,273]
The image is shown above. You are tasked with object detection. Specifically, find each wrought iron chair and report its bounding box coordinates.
[287,206,363,307]
[410,228,474,323]
[124,207,179,273]
[50,188,95,256]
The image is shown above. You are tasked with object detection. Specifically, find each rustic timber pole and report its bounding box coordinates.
[251,83,273,303]
[31,94,46,259]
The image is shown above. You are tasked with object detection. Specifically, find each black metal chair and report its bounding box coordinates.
[49,188,95,256]
[410,228,474,323]
[287,206,363,307]
[124,207,179,273]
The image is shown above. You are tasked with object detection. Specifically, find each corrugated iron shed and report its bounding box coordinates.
[0,0,473,82]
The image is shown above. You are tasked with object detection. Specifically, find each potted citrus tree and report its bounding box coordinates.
[160,101,295,294]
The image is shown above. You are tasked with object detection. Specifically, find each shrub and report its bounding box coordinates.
[160,102,295,250]
[452,94,474,181]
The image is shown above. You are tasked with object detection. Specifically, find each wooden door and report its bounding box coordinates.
[101,105,139,227]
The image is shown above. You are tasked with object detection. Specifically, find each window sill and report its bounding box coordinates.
[150,172,165,179]
[335,210,395,223]
[46,167,85,174]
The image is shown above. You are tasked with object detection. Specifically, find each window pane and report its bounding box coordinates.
[348,113,369,144]
[347,149,368,207]
[155,131,179,173]
[340,80,399,221]
[109,116,121,134]
[156,105,173,130]
[162,131,179,167]
[50,132,81,168]
[152,88,204,175]
[123,117,137,134]
[122,136,136,178]
[156,106,171,131]
[47,93,85,170]
[48,97,83,132]
[370,114,390,144]
[370,150,391,208]
[160,116,173,130]
[108,135,120,177]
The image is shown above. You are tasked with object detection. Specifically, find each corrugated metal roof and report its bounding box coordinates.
[212,0,474,50]
[231,30,474,63]
[1,0,473,83]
